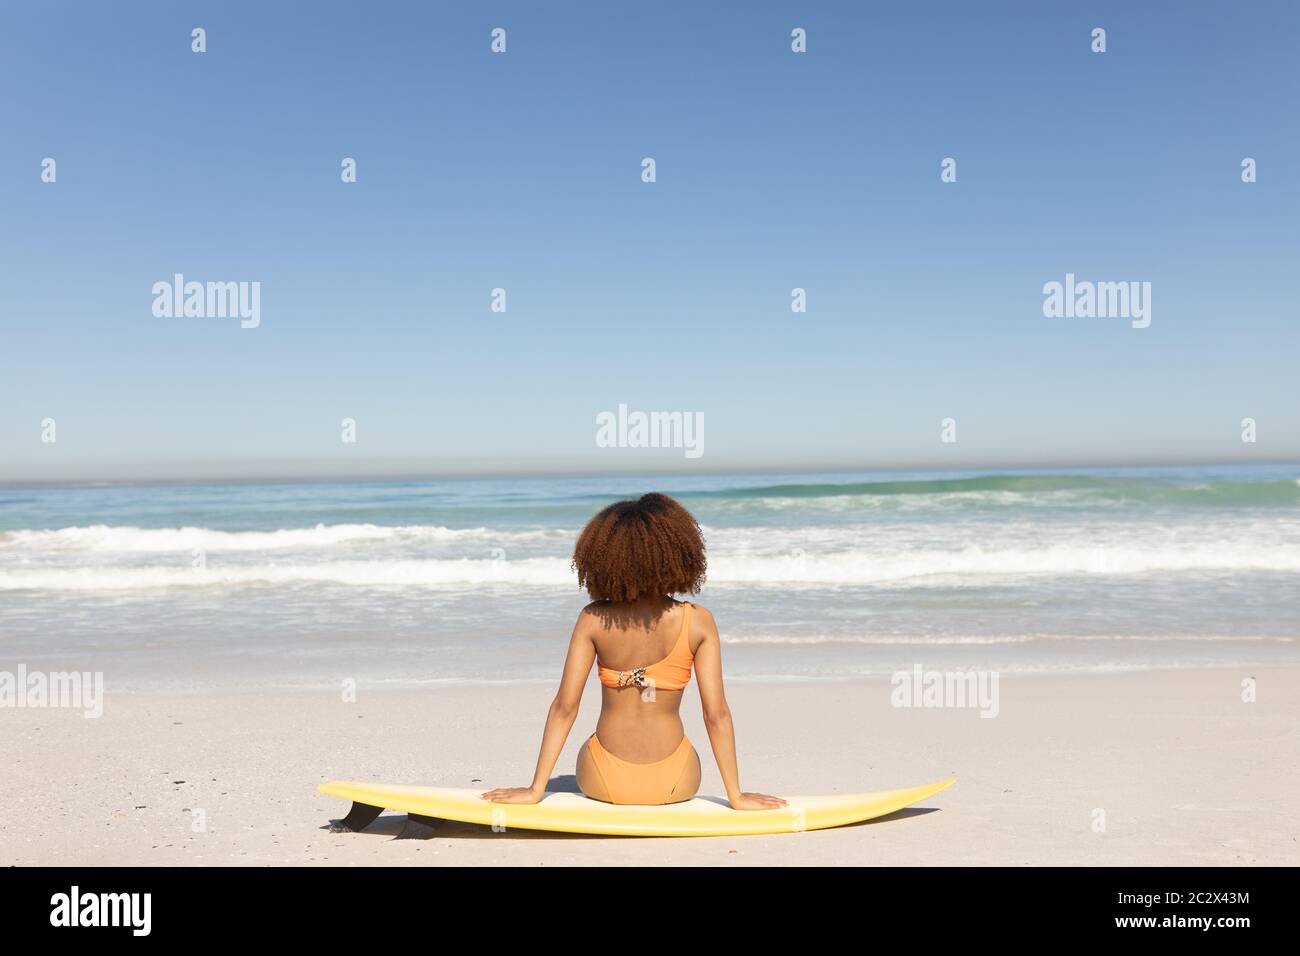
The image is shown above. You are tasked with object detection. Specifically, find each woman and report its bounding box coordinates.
[481,493,786,810]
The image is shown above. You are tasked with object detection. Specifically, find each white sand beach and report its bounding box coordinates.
[4,668,1296,866]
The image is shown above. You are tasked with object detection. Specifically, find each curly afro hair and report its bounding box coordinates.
[572,493,707,602]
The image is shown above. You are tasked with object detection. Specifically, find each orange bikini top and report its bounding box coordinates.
[597,603,694,691]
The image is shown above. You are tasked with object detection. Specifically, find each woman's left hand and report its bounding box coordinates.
[480,786,543,804]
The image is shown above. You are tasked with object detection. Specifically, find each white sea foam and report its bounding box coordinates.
[3,542,1299,592]
[720,633,1296,646]
[0,557,571,591]
[708,544,1300,583]
[0,523,569,553]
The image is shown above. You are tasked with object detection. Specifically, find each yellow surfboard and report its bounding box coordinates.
[319,778,954,837]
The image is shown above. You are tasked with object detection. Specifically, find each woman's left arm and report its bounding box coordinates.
[481,611,596,803]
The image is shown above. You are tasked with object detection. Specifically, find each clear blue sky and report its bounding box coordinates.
[2,1,1297,481]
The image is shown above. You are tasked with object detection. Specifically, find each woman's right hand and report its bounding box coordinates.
[730,791,787,810]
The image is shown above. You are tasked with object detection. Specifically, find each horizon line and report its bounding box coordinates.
[2,455,1296,490]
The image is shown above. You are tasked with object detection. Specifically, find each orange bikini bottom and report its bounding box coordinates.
[584,734,697,806]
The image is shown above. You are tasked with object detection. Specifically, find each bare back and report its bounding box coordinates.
[587,599,700,763]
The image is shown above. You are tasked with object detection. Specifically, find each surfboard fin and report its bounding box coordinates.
[328,801,383,833]
[393,813,440,840]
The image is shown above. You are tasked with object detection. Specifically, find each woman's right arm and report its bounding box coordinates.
[692,605,786,811]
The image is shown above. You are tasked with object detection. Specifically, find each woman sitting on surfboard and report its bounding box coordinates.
[482,493,786,809]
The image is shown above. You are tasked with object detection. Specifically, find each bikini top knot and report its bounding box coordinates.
[597,603,695,692]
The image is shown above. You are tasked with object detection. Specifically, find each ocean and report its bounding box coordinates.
[2,464,1298,690]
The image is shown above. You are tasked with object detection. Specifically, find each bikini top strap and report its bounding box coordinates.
[676,601,692,654]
